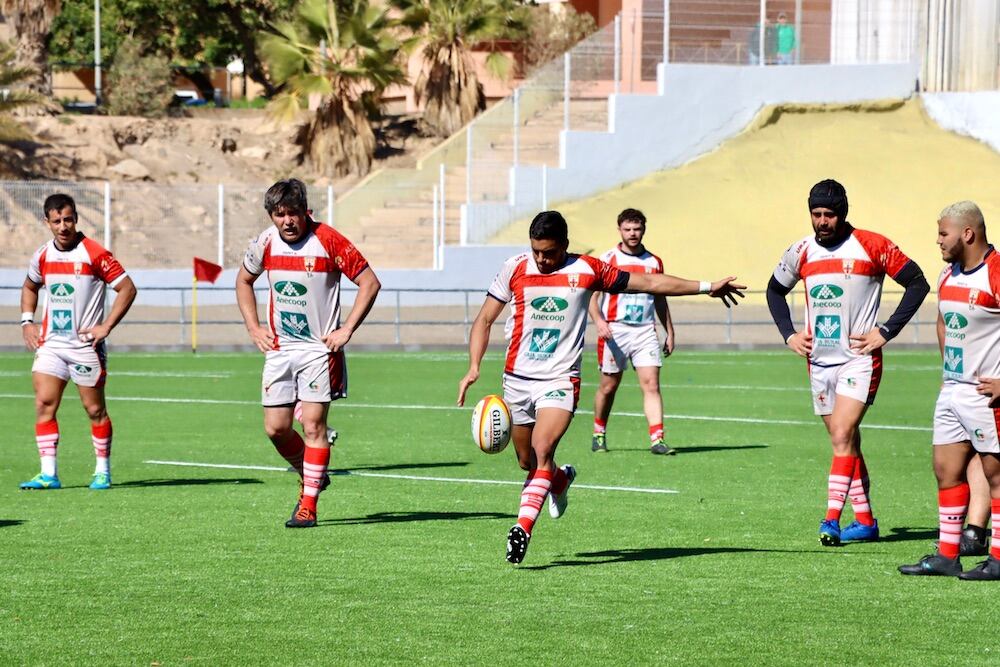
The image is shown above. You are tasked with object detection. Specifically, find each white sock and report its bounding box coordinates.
[41,455,57,478]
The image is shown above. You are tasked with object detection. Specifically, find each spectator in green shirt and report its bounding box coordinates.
[776,12,796,65]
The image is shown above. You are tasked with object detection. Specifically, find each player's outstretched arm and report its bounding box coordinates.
[80,277,137,347]
[20,277,41,351]
[458,296,505,406]
[626,273,746,307]
[325,267,381,352]
[236,265,273,353]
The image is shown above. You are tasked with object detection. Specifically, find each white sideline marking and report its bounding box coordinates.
[0,393,932,432]
[583,381,807,393]
[112,371,233,378]
[144,459,679,495]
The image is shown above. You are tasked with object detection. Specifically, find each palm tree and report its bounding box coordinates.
[0,41,47,141]
[394,0,527,137]
[260,0,406,179]
[1,0,61,96]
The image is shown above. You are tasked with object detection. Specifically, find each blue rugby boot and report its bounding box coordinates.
[19,473,61,490]
[89,472,112,490]
[840,519,879,543]
[819,519,841,546]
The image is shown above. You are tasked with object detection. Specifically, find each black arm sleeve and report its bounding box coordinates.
[879,260,930,341]
[766,275,796,343]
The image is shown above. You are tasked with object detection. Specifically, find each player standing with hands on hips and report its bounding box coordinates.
[237,179,381,528]
[766,179,929,546]
[458,211,745,564]
[20,193,137,491]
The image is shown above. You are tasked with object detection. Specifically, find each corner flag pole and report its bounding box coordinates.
[192,274,198,354]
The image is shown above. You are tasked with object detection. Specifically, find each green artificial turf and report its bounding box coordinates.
[0,349,993,665]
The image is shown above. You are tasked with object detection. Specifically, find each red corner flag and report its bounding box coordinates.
[193,257,223,283]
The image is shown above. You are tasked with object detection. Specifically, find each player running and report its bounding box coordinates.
[900,201,1000,578]
[236,179,381,528]
[766,179,929,546]
[457,211,744,563]
[19,193,137,490]
[589,208,676,455]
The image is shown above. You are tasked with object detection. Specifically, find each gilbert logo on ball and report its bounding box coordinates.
[471,394,512,454]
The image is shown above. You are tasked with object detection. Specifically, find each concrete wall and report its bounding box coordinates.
[465,61,919,241]
[922,91,1000,154]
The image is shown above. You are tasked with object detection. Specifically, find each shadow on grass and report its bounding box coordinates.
[522,546,830,570]
[608,445,768,454]
[878,527,938,543]
[321,510,515,526]
[0,519,25,528]
[115,478,264,488]
[331,461,470,475]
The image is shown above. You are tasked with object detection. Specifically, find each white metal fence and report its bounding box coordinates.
[0,285,941,348]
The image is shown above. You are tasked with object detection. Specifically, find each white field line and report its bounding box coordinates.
[0,393,932,432]
[143,459,679,495]
[583,382,807,392]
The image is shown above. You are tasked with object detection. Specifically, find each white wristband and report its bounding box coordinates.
[698,281,712,294]
[20,311,33,324]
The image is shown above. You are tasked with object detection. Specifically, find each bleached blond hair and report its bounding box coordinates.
[939,200,985,229]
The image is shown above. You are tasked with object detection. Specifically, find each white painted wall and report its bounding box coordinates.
[922,91,1000,154]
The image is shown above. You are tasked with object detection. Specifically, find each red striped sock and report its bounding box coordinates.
[92,420,112,474]
[649,423,664,442]
[517,469,553,534]
[593,418,607,435]
[938,483,970,559]
[35,419,59,477]
[990,498,1000,561]
[300,445,330,512]
[273,430,306,473]
[848,455,874,526]
[826,456,856,521]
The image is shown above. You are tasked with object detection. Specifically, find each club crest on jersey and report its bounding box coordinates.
[842,259,854,279]
[303,256,316,277]
[969,288,980,310]
[567,274,579,291]
[73,262,83,277]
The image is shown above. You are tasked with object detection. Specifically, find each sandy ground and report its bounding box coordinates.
[493,98,1000,303]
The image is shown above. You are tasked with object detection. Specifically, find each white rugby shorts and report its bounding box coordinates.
[597,322,662,374]
[808,352,882,416]
[933,382,1000,453]
[262,347,347,406]
[32,343,107,388]
[502,374,581,426]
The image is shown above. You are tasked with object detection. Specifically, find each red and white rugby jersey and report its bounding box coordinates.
[937,249,1000,385]
[488,252,626,380]
[597,244,663,326]
[772,227,911,367]
[27,234,127,349]
[244,221,369,351]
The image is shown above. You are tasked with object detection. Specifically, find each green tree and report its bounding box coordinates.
[48,0,296,99]
[0,41,48,140]
[394,0,528,137]
[260,0,406,178]
[2,0,61,96]
[105,39,173,117]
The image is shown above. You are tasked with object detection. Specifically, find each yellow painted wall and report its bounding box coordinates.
[494,98,1000,301]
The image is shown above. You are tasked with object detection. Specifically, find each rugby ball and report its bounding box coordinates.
[471,394,512,454]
